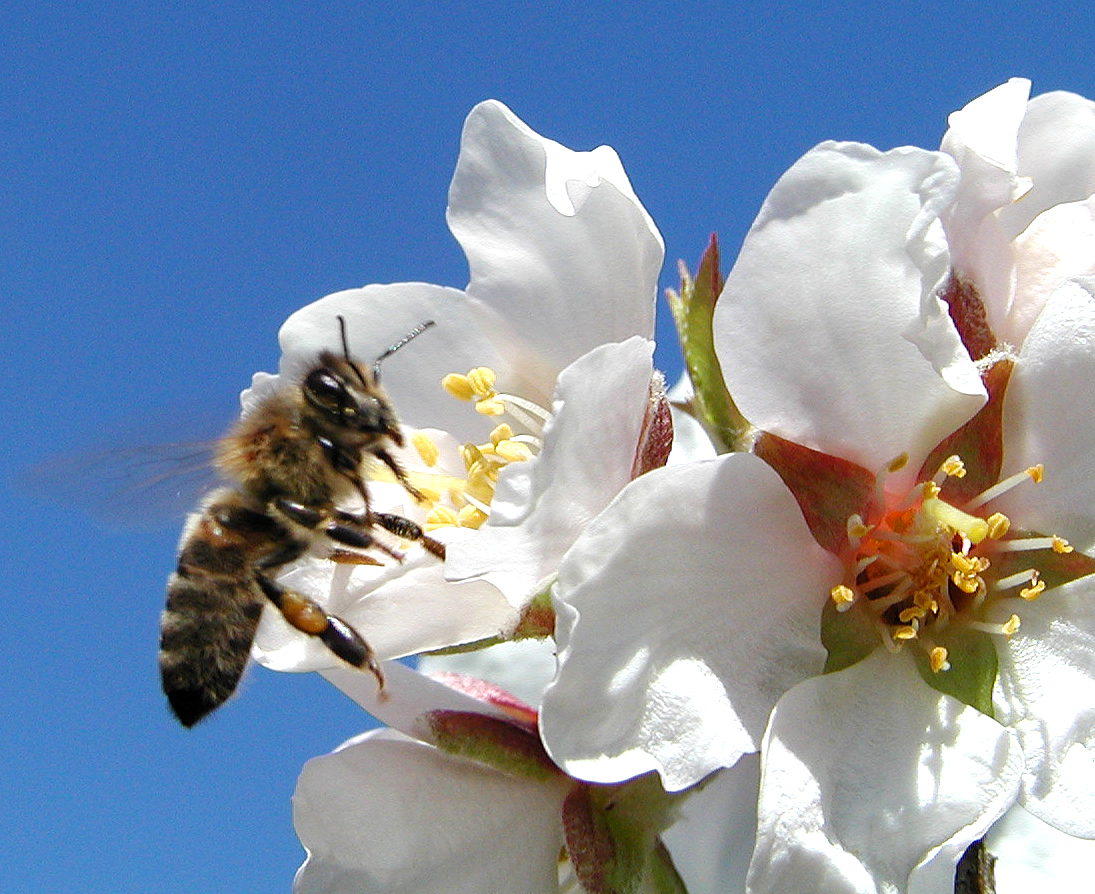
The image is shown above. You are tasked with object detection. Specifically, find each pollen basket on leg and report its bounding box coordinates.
[428,367,552,532]
[826,453,1083,686]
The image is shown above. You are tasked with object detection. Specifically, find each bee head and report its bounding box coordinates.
[302,356,401,443]
[299,316,435,446]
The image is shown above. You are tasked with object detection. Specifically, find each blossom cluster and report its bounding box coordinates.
[237,80,1095,893]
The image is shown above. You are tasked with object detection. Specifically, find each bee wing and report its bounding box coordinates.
[20,440,224,528]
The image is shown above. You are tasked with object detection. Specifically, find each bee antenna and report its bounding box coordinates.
[335,315,372,388]
[372,320,436,381]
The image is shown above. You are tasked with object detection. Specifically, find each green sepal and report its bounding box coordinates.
[423,710,561,781]
[563,775,690,894]
[821,598,879,674]
[666,234,750,454]
[911,627,997,718]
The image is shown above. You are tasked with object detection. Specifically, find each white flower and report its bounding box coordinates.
[541,82,1095,892]
[244,100,665,672]
[939,77,1095,348]
[292,665,570,894]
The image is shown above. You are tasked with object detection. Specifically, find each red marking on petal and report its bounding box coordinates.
[754,431,876,555]
[918,359,1012,503]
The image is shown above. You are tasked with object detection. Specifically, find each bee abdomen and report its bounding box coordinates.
[159,570,264,727]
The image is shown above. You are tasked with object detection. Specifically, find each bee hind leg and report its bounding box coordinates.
[255,573,385,689]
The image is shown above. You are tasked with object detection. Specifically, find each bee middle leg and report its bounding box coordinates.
[254,573,384,689]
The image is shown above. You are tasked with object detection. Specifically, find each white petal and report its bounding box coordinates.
[318,661,529,740]
[662,757,758,894]
[714,141,983,476]
[987,803,1095,893]
[1004,195,1095,346]
[939,78,1032,335]
[445,337,655,606]
[998,277,1095,554]
[253,545,516,672]
[540,453,839,792]
[293,730,566,894]
[997,90,1095,242]
[447,101,662,383]
[748,650,1022,894]
[418,639,559,709]
[990,578,1095,837]
[269,283,510,443]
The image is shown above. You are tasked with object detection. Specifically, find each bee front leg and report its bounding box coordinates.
[374,511,446,559]
[254,573,385,689]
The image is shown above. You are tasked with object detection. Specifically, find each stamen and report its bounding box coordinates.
[995,535,1072,554]
[411,432,440,467]
[965,464,1044,510]
[966,615,1021,637]
[933,455,967,486]
[830,584,856,611]
[442,373,478,402]
[929,645,950,672]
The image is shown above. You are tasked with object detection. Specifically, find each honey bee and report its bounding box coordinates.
[159,317,443,727]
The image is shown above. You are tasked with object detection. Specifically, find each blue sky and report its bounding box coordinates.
[3,1,1094,891]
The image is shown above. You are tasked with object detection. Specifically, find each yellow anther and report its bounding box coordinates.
[475,397,506,416]
[921,481,941,499]
[496,440,533,463]
[1026,464,1044,483]
[466,367,497,398]
[893,625,918,641]
[461,444,485,471]
[1053,536,1073,554]
[898,605,926,623]
[830,584,856,610]
[457,504,488,529]
[847,515,869,540]
[929,646,950,673]
[887,453,909,473]
[442,372,477,402]
[1020,577,1046,601]
[489,423,514,446]
[410,431,440,467]
[941,455,967,478]
[425,506,459,530]
[984,512,1010,539]
[1000,614,1021,636]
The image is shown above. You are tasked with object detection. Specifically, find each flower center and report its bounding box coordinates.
[829,453,1070,673]
[410,367,550,531]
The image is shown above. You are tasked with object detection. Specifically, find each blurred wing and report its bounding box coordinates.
[20,441,222,528]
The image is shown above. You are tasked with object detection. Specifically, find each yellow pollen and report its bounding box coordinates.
[432,364,551,534]
[887,453,909,473]
[1020,576,1046,601]
[425,506,459,530]
[940,455,967,478]
[489,423,514,446]
[441,372,477,402]
[893,625,918,641]
[457,504,488,529]
[410,431,440,467]
[1027,464,1044,484]
[496,440,533,463]
[1053,536,1073,554]
[475,397,506,416]
[921,481,941,499]
[929,646,950,673]
[984,512,1010,539]
[1001,614,1021,636]
[466,367,497,397]
[830,584,856,611]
